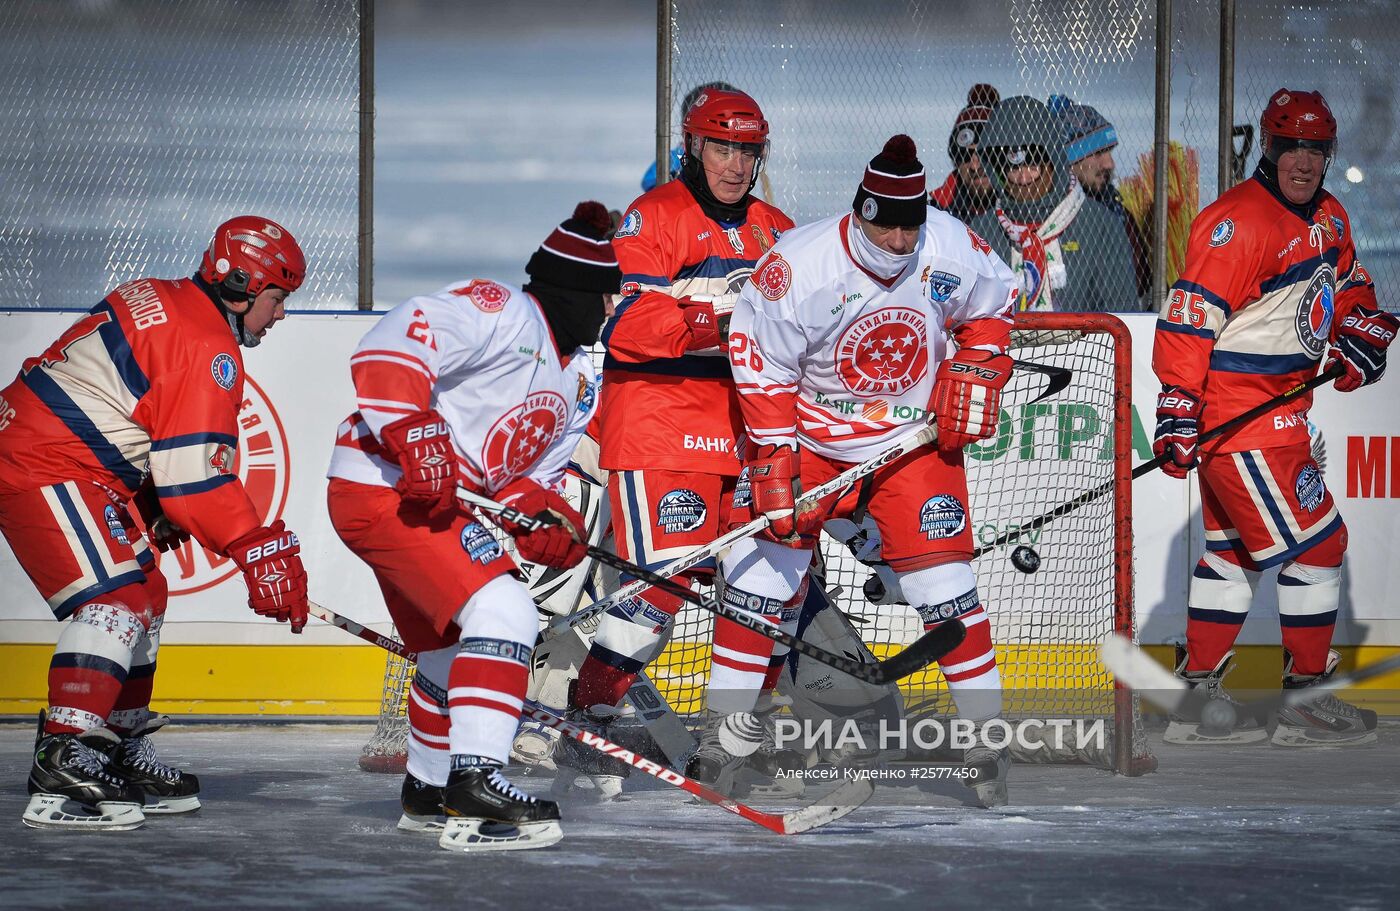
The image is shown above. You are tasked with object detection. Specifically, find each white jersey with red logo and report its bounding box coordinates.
[729,211,1016,463]
[327,279,598,495]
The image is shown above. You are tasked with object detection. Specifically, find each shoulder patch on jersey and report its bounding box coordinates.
[966,227,991,256]
[575,373,596,413]
[752,253,792,301]
[925,270,962,303]
[1209,219,1235,247]
[210,352,238,391]
[919,494,967,540]
[750,224,772,253]
[770,226,784,243]
[616,209,642,238]
[835,306,929,396]
[1295,266,1336,358]
[453,279,510,313]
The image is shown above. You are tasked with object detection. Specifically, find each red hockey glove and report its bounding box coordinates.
[1153,385,1202,480]
[747,444,815,546]
[228,521,308,633]
[679,297,727,352]
[131,480,189,553]
[497,479,588,569]
[1326,306,1398,393]
[931,348,1014,450]
[380,410,458,516]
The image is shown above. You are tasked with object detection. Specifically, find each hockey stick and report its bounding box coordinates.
[460,489,966,686]
[971,362,1345,558]
[549,358,1067,634]
[306,602,873,834]
[1099,632,1400,724]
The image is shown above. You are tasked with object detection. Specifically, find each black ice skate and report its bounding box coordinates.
[1164,646,1269,745]
[737,697,806,800]
[24,712,145,831]
[438,765,562,852]
[685,710,765,797]
[397,771,445,832]
[963,743,1011,809]
[550,692,634,801]
[1273,649,1379,747]
[110,714,201,815]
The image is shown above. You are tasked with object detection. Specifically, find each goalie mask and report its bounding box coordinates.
[197,216,306,348]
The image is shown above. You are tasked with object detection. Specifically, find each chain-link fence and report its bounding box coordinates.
[0,0,360,311]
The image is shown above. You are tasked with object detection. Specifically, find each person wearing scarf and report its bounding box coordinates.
[968,96,1139,313]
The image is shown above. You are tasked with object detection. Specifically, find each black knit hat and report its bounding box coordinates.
[948,84,1000,163]
[525,202,621,294]
[852,134,928,227]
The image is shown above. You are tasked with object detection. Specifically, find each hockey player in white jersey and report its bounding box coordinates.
[326,203,618,851]
[722,135,1020,806]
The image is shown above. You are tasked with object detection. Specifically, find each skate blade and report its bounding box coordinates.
[22,794,145,831]
[1164,721,1269,745]
[1270,726,1378,748]
[735,769,805,801]
[142,795,201,815]
[438,818,563,852]
[972,781,1009,809]
[397,812,445,833]
[550,772,623,801]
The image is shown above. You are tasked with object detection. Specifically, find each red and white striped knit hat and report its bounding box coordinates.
[852,135,928,227]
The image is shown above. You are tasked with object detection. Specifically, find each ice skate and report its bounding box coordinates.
[550,693,632,801]
[510,718,560,771]
[1164,647,1269,745]
[736,696,806,800]
[438,766,562,852]
[110,714,201,815]
[1272,649,1378,747]
[397,771,445,832]
[23,712,145,831]
[685,710,766,797]
[963,743,1010,809]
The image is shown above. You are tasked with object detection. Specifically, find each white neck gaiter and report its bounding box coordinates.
[846,215,917,281]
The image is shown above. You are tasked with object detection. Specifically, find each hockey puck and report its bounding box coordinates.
[1199,698,1238,733]
[1010,545,1041,574]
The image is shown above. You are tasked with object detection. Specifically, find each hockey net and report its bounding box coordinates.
[359,312,1153,776]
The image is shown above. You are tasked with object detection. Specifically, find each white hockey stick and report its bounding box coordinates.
[547,421,941,635]
[308,602,872,834]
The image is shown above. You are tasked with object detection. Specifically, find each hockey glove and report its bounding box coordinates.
[131,479,189,553]
[931,348,1014,450]
[747,444,814,546]
[679,295,732,352]
[380,409,458,516]
[1153,385,1202,479]
[497,479,588,569]
[228,521,308,633]
[1326,306,1399,392]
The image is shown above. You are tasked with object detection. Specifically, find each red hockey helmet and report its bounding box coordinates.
[682,89,770,149]
[1260,88,1337,163]
[198,216,306,301]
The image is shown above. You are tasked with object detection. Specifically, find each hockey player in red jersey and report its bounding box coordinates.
[326,203,617,852]
[555,90,801,795]
[727,135,1019,807]
[1153,89,1397,747]
[0,217,311,830]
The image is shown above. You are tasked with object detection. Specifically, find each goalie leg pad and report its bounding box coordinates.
[573,586,684,710]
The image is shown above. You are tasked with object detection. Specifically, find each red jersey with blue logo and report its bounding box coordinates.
[0,278,261,554]
[599,180,794,475]
[1153,175,1376,455]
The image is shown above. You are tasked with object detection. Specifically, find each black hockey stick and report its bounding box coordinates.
[306,602,874,834]
[459,490,966,686]
[971,363,1345,558]
[1100,632,1400,726]
[1010,358,1073,399]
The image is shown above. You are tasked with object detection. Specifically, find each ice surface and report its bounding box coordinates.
[1,722,1397,910]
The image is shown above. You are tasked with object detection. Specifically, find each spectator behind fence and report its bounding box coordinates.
[930,83,1000,225]
[1049,94,1152,301]
[970,96,1138,313]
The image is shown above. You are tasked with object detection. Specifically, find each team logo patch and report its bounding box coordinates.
[860,197,879,220]
[1295,265,1336,359]
[454,279,510,313]
[1330,215,1344,239]
[1209,219,1234,247]
[460,522,505,564]
[732,467,752,510]
[616,209,642,238]
[914,590,979,625]
[836,306,928,397]
[656,488,707,534]
[620,281,642,298]
[919,494,967,540]
[575,373,596,413]
[769,227,783,244]
[209,443,235,476]
[926,270,962,303]
[103,504,130,545]
[966,227,991,256]
[1295,463,1326,513]
[752,253,792,301]
[480,391,569,489]
[618,594,672,632]
[210,353,238,390]
[751,224,772,253]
